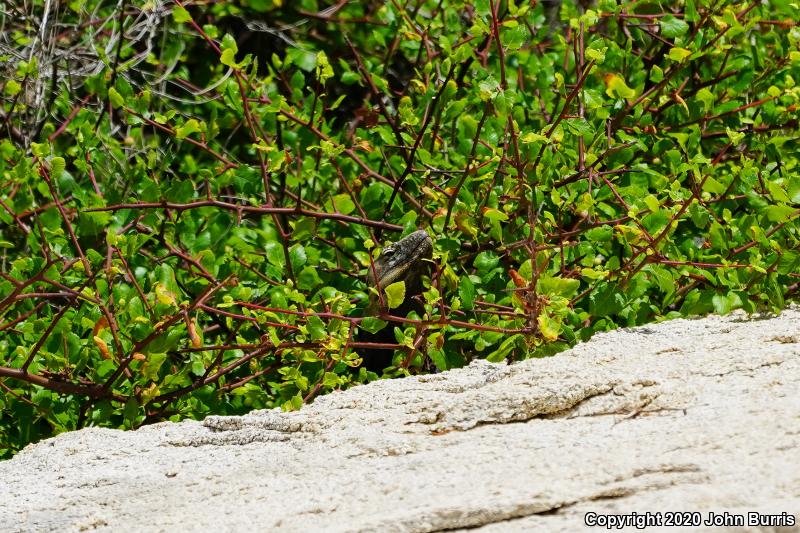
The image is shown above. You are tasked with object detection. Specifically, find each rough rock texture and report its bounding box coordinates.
[2,308,799,532]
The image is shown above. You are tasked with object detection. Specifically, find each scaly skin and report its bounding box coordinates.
[367,229,433,312]
[361,229,433,371]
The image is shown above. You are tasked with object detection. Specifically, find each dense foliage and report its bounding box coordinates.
[1,0,798,457]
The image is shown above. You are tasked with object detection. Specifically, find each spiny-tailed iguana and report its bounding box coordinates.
[360,229,433,372]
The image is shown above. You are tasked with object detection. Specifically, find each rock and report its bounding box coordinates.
[2,308,799,532]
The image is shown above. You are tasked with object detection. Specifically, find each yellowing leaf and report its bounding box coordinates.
[520,131,548,143]
[188,319,202,348]
[604,74,635,99]
[93,336,111,359]
[455,212,479,239]
[155,283,177,306]
[537,313,561,341]
[668,47,692,62]
[141,383,160,405]
[175,119,200,140]
[481,207,509,222]
[674,92,688,113]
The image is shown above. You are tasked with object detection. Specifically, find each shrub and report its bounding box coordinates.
[0,0,798,457]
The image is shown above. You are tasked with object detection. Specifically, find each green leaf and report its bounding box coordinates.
[123,397,139,428]
[172,6,191,23]
[319,139,344,158]
[538,276,580,298]
[650,65,664,83]
[297,266,322,290]
[695,88,715,111]
[458,275,475,310]
[91,401,113,425]
[155,282,177,306]
[712,292,740,315]
[288,49,317,72]
[788,178,800,204]
[685,0,699,21]
[142,353,167,381]
[384,281,406,310]
[282,394,303,411]
[767,181,791,203]
[643,194,660,212]
[49,157,66,178]
[765,205,797,223]
[586,226,613,242]
[316,51,334,84]
[486,334,521,362]
[585,45,606,63]
[564,118,593,137]
[108,87,124,108]
[4,79,21,96]
[659,15,689,38]
[329,193,355,215]
[341,70,360,85]
[778,251,800,275]
[478,77,500,102]
[306,316,327,341]
[648,266,675,297]
[589,283,625,317]
[360,317,387,334]
[291,217,316,241]
[323,372,341,388]
[702,176,725,195]
[264,241,285,267]
[428,341,447,371]
[289,244,307,270]
[220,34,239,67]
[725,127,745,145]
[689,202,709,228]
[474,251,500,274]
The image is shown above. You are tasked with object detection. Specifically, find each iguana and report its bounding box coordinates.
[359,229,433,372]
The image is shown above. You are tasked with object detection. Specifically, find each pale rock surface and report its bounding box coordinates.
[1,308,799,532]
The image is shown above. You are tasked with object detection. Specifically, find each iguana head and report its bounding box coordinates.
[368,229,433,308]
